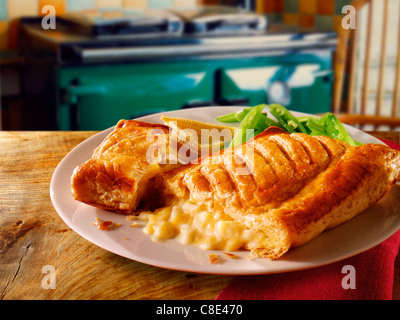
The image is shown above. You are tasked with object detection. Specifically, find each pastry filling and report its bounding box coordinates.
[138,199,267,252]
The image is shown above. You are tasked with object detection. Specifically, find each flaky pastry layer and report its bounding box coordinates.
[71,121,400,259]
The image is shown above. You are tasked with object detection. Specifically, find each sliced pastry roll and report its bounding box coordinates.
[148,129,400,259]
[71,120,400,260]
[71,120,180,214]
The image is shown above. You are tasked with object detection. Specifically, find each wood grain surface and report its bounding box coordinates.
[0,130,399,300]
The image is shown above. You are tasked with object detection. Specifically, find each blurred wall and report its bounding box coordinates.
[255,0,352,31]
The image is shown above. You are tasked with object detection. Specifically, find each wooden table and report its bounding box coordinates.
[1,130,399,300]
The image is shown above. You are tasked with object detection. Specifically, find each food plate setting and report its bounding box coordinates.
[50,107,400,275]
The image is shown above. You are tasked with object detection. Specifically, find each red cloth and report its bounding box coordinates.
[217,138,400,300]
[380,138,400,151]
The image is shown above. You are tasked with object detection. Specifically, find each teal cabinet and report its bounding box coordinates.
[58,50,333,130]
[218,54,332,114]
[59,62,214,130]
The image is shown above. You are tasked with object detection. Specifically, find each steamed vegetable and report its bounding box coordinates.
[216,108,251,123]
[269,104,308,134]
[217,104,358,147]
[322,113,357,146]
[229,104,266,148]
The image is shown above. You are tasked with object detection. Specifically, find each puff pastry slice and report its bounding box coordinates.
[71,120,180,214]
[71,120,400,260]
[152,130,400,259]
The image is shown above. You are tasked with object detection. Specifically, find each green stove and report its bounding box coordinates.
[17,7,336,131]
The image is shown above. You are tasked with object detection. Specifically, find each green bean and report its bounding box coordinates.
[255,113,269,132]
[264,116,284,130]
[216,108,251,123]
[307,125,327,136]
[269,104,308,134]
[229,104,265,147]
[306,116,328,136]
[296,116,315,123]
[295,116,316,134]
[215,113,238,123]
[217,103,360,148]
[323,113,357,146]
[354,140,363,146]
[234,108,251,122]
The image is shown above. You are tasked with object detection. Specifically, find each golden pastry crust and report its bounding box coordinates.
[71,119,178,214]
[154,131,400,259]
[71,120,400,259]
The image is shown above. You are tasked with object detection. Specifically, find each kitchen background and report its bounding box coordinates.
[0,0,351,49]
[0,0,398,131]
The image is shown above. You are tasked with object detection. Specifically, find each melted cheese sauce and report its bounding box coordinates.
[138,200,267,252]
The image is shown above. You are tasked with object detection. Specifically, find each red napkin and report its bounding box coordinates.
[380,138,400,151]
[217,138,400,300]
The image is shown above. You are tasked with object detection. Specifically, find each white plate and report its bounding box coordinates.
[50,107,400,275]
